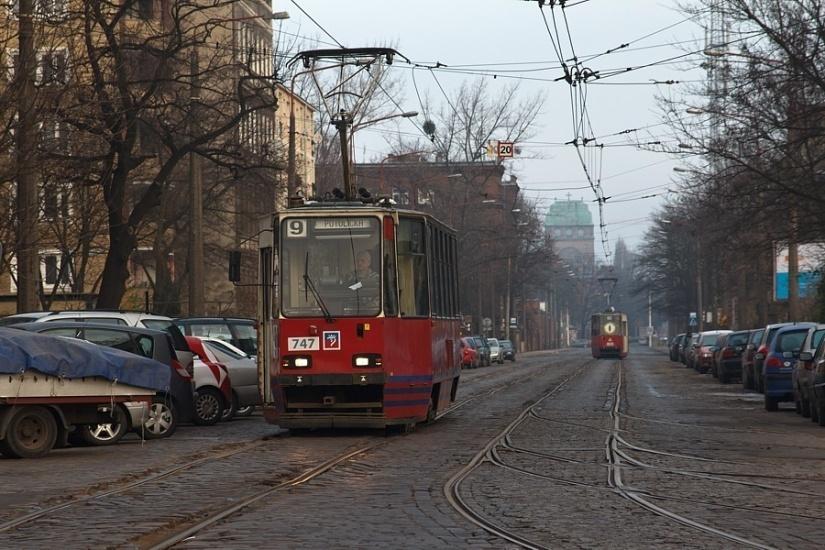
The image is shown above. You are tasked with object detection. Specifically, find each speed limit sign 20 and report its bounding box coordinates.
[497,141,514,158]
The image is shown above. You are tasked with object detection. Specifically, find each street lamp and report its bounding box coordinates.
[353,111,418,132]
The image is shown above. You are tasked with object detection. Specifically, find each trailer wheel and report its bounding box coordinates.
[0,406,58,458]
[78,405,129,446]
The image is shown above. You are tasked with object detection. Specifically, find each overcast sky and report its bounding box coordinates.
[277,0,707,262]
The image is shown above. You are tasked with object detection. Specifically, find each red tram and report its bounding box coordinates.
[257,201,462,430]
[591,310,629,359]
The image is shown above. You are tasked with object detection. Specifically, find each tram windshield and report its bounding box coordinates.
[280,216,381,317]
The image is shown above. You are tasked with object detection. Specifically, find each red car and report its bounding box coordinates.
[460,337,479,369]
[185,336,233,425]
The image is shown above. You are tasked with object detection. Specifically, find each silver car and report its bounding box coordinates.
[199,337,260,418]
[488,338,503,364]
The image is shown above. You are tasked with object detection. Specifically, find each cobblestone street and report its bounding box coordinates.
[2,346,824,549]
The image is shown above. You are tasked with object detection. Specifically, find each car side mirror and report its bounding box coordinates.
[754,353,765,360]
[799,351,813,361]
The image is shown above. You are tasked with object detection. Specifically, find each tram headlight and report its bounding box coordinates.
[352,354,382,368]
[282,355,312,369]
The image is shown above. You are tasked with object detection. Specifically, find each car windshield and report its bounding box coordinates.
[776,330,808,353]
[204,340,246,360]
[281,216,381,317]
[766,327,784,346]
[701,335,719,346]
[232,323,258,355]
[728,333,749,346]
[488,339,499,346]
[501,341,513,350]
[751,330,764,344]
[813,329,825,350]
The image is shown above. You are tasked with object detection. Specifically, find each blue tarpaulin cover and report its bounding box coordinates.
[0,328,169,391]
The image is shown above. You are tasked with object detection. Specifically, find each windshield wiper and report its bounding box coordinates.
[304,252,334,323]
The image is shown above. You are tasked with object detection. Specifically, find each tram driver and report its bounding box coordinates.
[346,250,380,308]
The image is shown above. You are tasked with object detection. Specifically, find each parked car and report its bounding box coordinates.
[752,323,796,393]
[487,338,503,364]
[198,337,261,417]
[678,333,694,364]
[175,317,257,357]
[761,323,815,411]
[810,337,825,425]
[712,330,750,383]
[460,337,479,369]
[470,336,491,366]
[669,334,685,362]
[793,324,825,418]
[684,333,700,368]
[14,322,196,442]
[694,331,730,373]
[741,328,765,390]
[500,339,516,362]
[185,336,233,426]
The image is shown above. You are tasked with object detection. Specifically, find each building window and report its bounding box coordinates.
[392,187,410,206]
[42,184,70,220]
[41,250,72,290]
[39,49,68,84]
[416,188,433,206]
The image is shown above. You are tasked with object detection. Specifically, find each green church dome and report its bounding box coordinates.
[544,199,593,227]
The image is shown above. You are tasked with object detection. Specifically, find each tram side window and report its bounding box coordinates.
[398,218,429,317]
[450,234,459,317]
[429,227,443,317]
[383,218,398,316]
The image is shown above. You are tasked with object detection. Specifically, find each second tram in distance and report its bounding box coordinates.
[591,309,629,359]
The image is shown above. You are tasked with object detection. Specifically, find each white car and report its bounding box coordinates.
[487,338,503,364]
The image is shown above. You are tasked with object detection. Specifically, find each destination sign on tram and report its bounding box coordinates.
[314,218,371,230]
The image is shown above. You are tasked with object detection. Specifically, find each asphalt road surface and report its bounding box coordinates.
[2,345,823,549]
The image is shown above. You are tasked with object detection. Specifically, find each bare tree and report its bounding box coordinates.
[44,1,279,308]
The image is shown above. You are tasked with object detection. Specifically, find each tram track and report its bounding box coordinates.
[605,360,777,550]
[0,351,574,548]
[0,360,525,528]
[442,358,596,550]
[0,438,270,533]
[445,355,818,549]
[143,442,384,550]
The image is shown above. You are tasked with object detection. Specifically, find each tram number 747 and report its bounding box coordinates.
[287,337,320,351]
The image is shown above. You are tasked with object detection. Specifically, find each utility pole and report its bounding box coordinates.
[334,112,354,200]
[697,252,704,332]
[188,48,204,316]
[504,256,511,341]
[647,290,653,347]
[15,0,40,313]
[287,92,297,201]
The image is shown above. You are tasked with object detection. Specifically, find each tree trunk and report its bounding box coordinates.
[96,224,135,309]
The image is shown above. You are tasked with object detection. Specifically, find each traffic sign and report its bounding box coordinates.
[688,312,698,327]
[497,141,514,158]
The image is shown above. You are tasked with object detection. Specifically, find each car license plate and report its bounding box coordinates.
[287,337,319,351]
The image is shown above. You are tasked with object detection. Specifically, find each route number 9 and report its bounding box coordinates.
[286,219,306,238]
